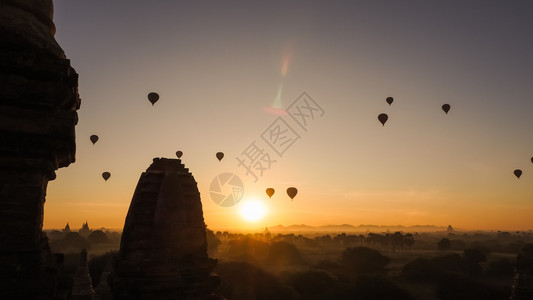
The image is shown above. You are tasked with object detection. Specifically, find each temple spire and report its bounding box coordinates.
[113,158,221,299]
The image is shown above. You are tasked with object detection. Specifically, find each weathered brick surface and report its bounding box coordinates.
[114,158,222,299]
[0,1,80,298]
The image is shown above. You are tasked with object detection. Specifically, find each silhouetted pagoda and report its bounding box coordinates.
[79,221,91,236]
[113,158,221,299]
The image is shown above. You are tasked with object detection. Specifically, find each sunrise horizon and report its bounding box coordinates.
[36,0,532,239]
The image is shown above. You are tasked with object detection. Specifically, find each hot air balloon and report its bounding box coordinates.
[531,157,532,164]
[287,187,298,200]
[176,151,183,159]
[386,97,394,106]
[216,152,224,161]
[147,92,159,106]
[90,135,99,145]
[514,169,522,179]
[442,104,451,114]
[378,113,388,126]
[102,172,111,181]
[266,188,275,199]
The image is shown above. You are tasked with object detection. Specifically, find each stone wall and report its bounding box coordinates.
[0,0,80,298]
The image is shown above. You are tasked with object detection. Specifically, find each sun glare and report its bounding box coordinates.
[239,199,267,222]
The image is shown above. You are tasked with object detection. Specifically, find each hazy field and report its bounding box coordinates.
[45,227,532,299]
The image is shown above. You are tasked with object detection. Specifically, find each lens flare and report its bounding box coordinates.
[273,82,283,109]
[267,42,295,115]
[281,42,293,76]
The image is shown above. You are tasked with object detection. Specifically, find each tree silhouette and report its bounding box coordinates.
[402,258,437,282]
[435,272,507,300]
[449,239,466,251]
[215,262,298,299]
[402,254,466,282]
[404,233,415,252]
[463,248,487,275]
[487,258,514,278]
[266,241,304,265]
[59,232,89,251]
[341,247,390,276]
[88,230,110,245]
[206,228,221,256]
[285,270,338,300]
[350,276,414,300]
[437,238,451,251]
[226,237,269,263]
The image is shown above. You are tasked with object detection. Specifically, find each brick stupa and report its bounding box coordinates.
[113,158,220,299]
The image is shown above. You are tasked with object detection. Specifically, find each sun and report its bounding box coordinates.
[239,199,267,222]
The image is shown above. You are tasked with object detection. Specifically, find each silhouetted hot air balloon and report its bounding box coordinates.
[176,151,183,159]
[442,104,451,114]
[102,172,111,181]
[531,157,533,164]
[287,187,298,200]
[514,169,522,179]
[386,97,394,106]
[378,113,388,126]
[90,135,99,145]
[216,152,224,161]
[266,188,275,199]
[147,92,159,106]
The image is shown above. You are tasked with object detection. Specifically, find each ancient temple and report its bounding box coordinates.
[79,221,91,236]
[510,243,533,299]
[64,222,72,232]
[0,0,80,298]
[113,158,221,299]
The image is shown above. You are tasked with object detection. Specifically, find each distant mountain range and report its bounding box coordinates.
[266,224,447,233]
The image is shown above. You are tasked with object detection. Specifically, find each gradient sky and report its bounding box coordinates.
[45,1,533,231]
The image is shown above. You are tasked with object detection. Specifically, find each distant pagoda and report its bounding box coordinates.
[113,158,221,299]
[79,221,91,236]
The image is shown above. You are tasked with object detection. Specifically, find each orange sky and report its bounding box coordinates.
[45,1,533,231]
